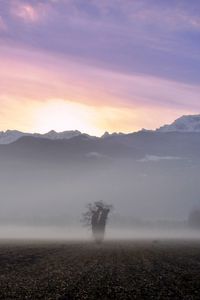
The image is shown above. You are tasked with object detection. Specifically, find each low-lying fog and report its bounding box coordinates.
[0,156,200,240]
[0,226,199,241]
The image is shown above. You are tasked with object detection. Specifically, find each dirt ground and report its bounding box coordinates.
[0,240,199,299]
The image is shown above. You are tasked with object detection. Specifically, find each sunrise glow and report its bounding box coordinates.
[34,100,99,135]
[0,0,199,134]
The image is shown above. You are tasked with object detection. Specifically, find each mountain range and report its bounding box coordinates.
[0,114,200,223]
[0,114,199,163]
[0,114,200,145]
[0,129,84,144]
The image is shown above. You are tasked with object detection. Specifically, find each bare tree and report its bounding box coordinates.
[82,201,112,243]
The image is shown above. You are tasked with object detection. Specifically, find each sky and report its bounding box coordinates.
[0,0,200,136]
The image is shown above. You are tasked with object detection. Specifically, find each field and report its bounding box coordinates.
[0,240,200,299]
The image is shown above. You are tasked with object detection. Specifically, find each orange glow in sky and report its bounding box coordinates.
[1,44,199,135]
[0,1,200,135]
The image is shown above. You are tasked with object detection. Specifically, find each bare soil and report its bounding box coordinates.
[0,240,199,299]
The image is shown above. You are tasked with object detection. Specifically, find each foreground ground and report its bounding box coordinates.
[0,240,200,299]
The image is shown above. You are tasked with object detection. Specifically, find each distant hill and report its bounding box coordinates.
[0,130,199,164]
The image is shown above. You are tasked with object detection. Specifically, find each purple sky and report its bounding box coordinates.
[0,0,200,134]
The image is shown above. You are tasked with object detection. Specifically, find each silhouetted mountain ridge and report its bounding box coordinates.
[0,131,199,164]
[0,114,200,163]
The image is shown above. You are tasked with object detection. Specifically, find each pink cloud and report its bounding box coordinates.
[0,44,199,134]
[0,44,200,112]
[10,1,50,23]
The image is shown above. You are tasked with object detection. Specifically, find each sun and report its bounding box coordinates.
[33,99,100,135]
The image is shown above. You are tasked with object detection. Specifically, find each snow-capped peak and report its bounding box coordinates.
[42,130,81,140]
[101,131,124,138]
[157,114,200,132]
[0,130,30,144]
[0,130,83,144]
